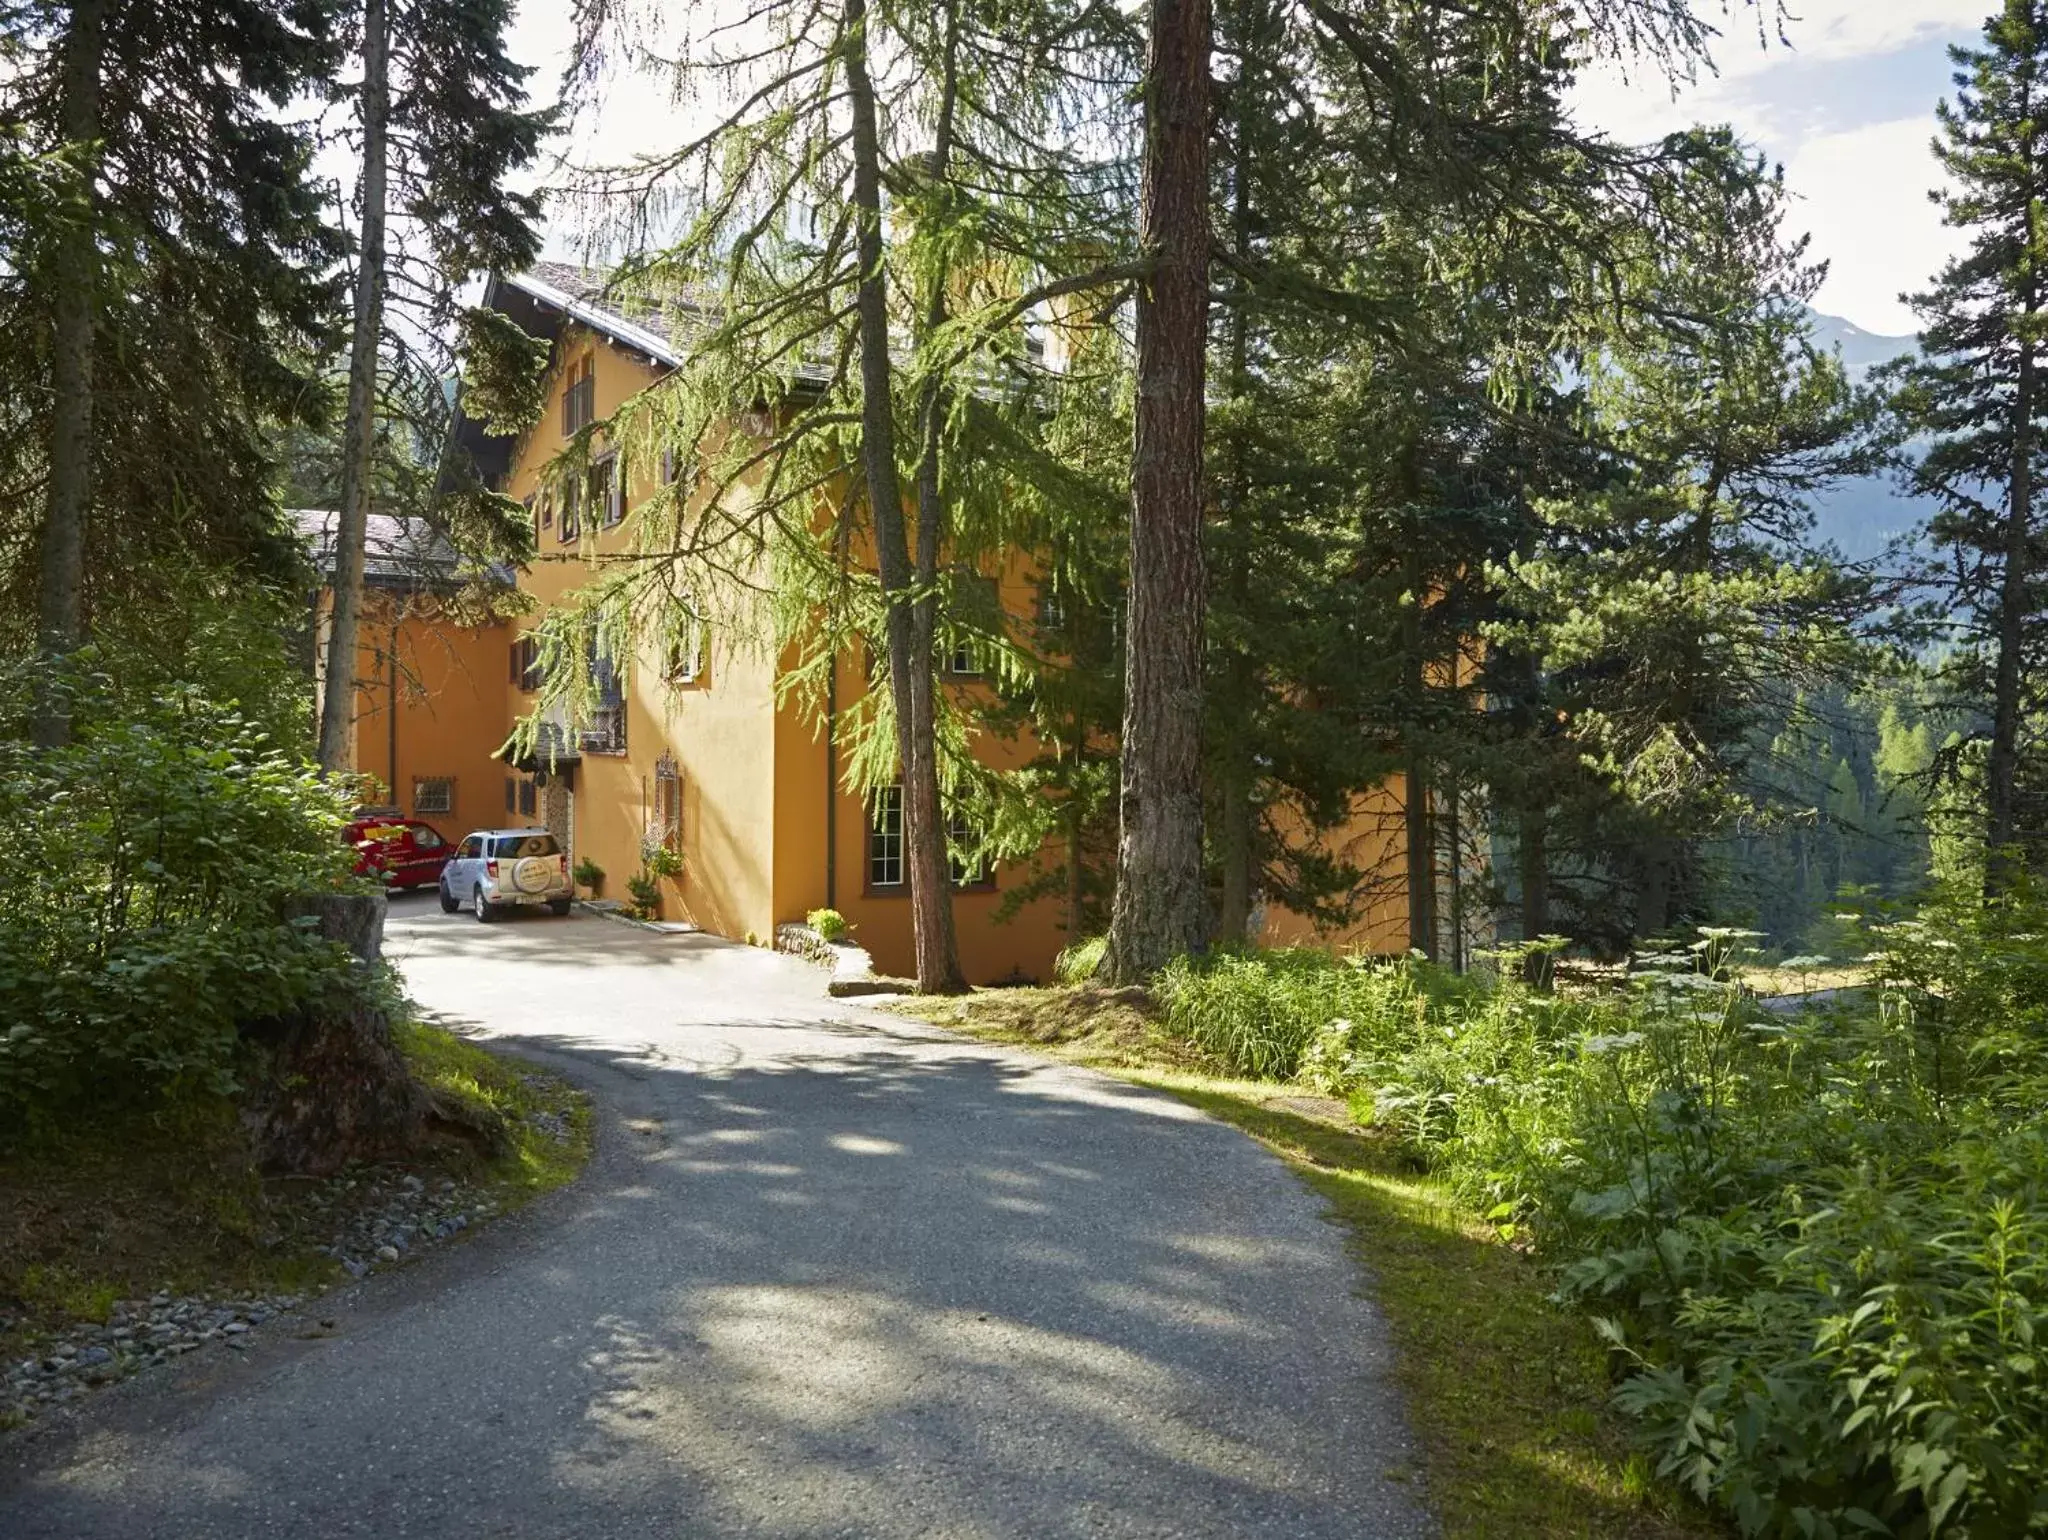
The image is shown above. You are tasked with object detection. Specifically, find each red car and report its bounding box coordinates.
[344,815,453,890]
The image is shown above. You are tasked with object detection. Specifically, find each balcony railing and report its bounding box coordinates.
[579,704,627,756]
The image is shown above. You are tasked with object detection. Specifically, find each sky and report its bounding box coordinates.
[1568,0,1987,338]
[504,0,1988,340]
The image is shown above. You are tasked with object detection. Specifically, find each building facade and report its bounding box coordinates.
[318,264,1415,982]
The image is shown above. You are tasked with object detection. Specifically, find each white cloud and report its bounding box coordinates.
[1733,0,1979,68]
[1787,116,1957,334]
[1566,2,1981,335]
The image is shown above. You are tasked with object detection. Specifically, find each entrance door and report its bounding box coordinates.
[543,779,574,870]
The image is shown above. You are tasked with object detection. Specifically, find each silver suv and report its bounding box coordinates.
[438,829,573,922]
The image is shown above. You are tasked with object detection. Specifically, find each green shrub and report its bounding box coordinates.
[572,857,604,891]
[1053,934,1107,984]
[1150,917,2048,1536]
[806,907,850,942]
[0,662,359,1137]
[624,872,662,920]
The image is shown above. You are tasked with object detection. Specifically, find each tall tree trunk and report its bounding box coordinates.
[1401,544,1435,958]
[317,0,390,775]
[1988,332,2035,889]
[1636,837,1671,940]
[1212,47,1258,945]
[1518,802,1549,986]
[34,0,106,749]
[846,0,964,992]
[1066,789,1087,939]
[904,1,966,989]
[1104,0,1211,983]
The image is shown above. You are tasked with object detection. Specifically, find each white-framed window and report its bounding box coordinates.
[943,640,981,677]
[558,472,581,542]
[659,445,680,485]
[667,615,707,684]
[947,807,989,887]
[413,777,454,816]
[653,755,682,851]
[868,785,904,888]
[593,451,623,527]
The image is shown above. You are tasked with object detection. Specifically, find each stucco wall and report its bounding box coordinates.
[341,591,510,837]
[1256,782,1411,954]
[769,577,1074,987]
[502,326,780,941]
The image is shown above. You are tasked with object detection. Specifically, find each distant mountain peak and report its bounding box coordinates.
[1804,308,1917,375]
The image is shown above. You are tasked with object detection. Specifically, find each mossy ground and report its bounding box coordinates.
[0,1023,589,1383]
[888,986,1725,1540]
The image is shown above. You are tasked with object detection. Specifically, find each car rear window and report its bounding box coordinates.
[496,834,560,858]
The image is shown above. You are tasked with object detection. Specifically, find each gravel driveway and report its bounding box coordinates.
[2,900,1431,1538]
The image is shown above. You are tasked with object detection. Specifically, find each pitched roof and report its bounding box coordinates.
[291,508,460,587]
[499,262,705,369]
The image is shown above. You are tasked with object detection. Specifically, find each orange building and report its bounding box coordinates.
[313,264,1421,982]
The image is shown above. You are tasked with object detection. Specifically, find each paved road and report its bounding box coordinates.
[4,900,1430,1538]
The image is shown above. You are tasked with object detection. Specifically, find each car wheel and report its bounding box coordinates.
[473,885,498,924]
[438,882,460,914]
[547,897,572,917]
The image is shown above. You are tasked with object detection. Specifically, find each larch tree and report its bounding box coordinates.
[555,0,1135,992]
[314,0,551,773]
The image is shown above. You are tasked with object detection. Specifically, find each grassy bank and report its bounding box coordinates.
[888,986,1720,1540]
[0,1023,590,1392]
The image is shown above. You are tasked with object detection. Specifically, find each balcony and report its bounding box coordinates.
[579,704,627,756]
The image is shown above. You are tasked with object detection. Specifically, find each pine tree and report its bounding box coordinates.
[314,0,550,772]
[0,0,343,743]
[1101,0,1211,982]
[1888,0,2048,887]
[1499,136,1871,942]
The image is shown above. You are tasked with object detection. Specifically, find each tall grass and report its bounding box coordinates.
[1154,946,1476,1083]
[1053,934,1109,985]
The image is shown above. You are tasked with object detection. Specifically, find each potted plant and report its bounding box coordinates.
[572,857,605,898]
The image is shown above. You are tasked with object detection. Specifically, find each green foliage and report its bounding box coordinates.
[0,660,359,1136]
[572,857,605,891]
[624,871,663,921]
[1157,910,2048,1537]
[806,907,850,943]
[0,0,344,645]
[455,304,551,436]
[1154,947,1477,1083]
[1053,934,1108,985]
[1880,1,2048,879]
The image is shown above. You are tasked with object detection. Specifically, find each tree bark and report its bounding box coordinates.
[1104,0,1211,983]
[1988,331,2035,889]
[1212,51,1257,946]
[34,0,106,749]
[317,0,390,775]
[1518,802,1550,986]
[1636,836,1671,939]
[1401,544,1436,958]
[846,0,965,992]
